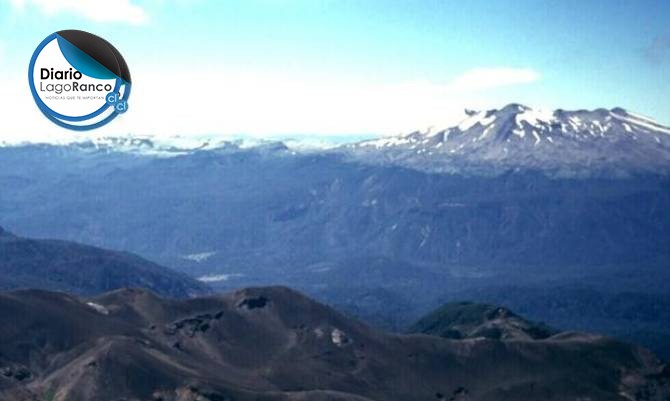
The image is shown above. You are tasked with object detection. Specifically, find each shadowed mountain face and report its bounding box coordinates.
[0,227,210,298]
[0,287,668,401]
[408,301,557,341]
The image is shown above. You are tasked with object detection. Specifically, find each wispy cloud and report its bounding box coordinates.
[447,67,541,92]
[643,34,670,64]
[8,0,148,25]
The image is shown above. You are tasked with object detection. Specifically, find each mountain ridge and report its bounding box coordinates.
[0,226,211,298]
[408,301,558,341]
[0,286,668,401]
[3,104,669,170]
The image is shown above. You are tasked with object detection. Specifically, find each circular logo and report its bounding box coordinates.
[28,30,132,131]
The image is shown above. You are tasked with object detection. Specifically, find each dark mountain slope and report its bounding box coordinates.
[445,285,670,362]
[0,287,668,401]
[408,301,557,340]
[0,227,209,298]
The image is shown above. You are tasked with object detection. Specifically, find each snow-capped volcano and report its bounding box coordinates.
[346,104,670,176]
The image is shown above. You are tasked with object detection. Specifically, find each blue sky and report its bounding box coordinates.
[0,0,668,140]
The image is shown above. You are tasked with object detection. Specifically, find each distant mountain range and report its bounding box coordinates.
[0,287,668,401]
[4,104,668,175]
[0,104,668,359]
[0,227,210,298]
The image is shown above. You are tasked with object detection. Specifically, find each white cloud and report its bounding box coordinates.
[8,0,148,25]
[447,67,540,92]
[107,66,539,137]
[0,65,541,143]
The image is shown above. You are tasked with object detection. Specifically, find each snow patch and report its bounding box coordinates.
[331,328,351,347]
[478,123,496,141]
[627,111,665,125]
[182,251,217,263]
[197,273,244,283]
[86,302,109,315]
[457,111,496,131]
[360,135,411,148]
[612,113,670,135]
[512,128,526,138]
[515,108,555,128]
[532,130,541,145]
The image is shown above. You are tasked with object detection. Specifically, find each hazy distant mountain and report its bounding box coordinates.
[0,286,668,401]
[0,226,210,298]
[0,104,668,358]
[0,134,315,156]
[345,104,670,176]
